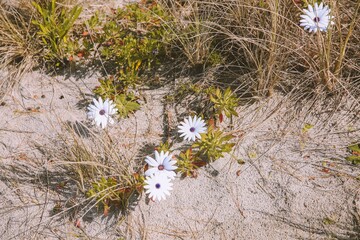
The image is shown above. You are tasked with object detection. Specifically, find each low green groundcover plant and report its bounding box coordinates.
[346,143,360,165]
[78,1,172,118]
[32,0,82,64]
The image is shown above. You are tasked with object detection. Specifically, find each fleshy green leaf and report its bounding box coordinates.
[345,155,360,164]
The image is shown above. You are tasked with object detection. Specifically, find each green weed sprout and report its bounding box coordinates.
[208,87,239,121]
[346,143,360,165]
[87,174,144,215]
[93,77,140,118]
[177,148,206,178]
[156,141,173,153]
[32,0,82,63]
[192,126,235,163]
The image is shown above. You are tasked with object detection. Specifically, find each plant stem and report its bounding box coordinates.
[333,0,360,76]
[316,30,332,91]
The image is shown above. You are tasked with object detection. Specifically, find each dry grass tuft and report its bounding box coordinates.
[160,0,360,99]
[0,0,82,99]
[0,2,38,99]
[51,123,143,217]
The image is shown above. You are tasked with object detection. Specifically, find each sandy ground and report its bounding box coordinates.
[0,0,360,239]
[0,66,359,240]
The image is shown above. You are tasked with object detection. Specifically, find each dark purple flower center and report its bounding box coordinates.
[155,183,161,189]
[99,109,106,115]
[158,165,165,170]
[190,127,196,132]
[313,17,320,23]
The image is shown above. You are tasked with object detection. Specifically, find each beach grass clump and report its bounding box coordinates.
[159,0,360,96]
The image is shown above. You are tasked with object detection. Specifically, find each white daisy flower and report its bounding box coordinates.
[87,97,117,129]
[300,2,334,33]
[178,116,207,141]
[144,173,173,201]
[145,151,177,179]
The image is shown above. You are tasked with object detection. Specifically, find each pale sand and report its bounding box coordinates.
[0,67,359,239]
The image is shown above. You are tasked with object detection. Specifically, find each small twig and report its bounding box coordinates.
[0,128,34,134]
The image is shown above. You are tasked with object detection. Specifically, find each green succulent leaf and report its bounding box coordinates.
[157,141,173,153]
[86,175,143,214]
[302,123,314,133]
[177,148,204,177]
[346,143,360,164]
[115,93,141,118]
[93,78,117,98]
[348,144,360,152]
[31,0,82,62]
[208,87,239,118]
[345,155,360,164]
[192,127,235,162]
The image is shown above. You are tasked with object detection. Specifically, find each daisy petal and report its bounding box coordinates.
[145,157,158,167]
[145,168,158,177]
